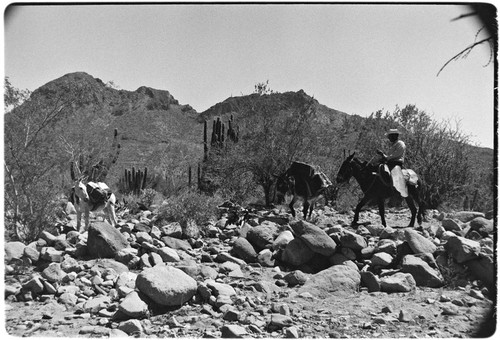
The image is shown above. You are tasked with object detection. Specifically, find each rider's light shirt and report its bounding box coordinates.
[386,140,406,163]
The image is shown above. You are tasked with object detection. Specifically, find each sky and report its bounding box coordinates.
[3,2,496,148]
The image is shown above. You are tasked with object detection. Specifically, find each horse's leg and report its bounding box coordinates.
[405,196,417,228]
[302,200,310,220]
[308,202,314,220]
[377,198,387,228]
[84,206,90,231]
[352,196,369,226]
[109,203,118,226]
[289,196,297,218]
[76,205,82,232]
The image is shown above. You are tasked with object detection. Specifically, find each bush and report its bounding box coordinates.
[155,190,223,231]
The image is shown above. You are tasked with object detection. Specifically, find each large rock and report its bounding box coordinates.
[465,255,495,291]
[136,265,197,306]
[87,221,129,258]
[401,255,444,287]
[160,236,192,251]
[282,237,315,266]
[299,264,361,297]
[448,211,485,223]
[338,230,367,251]
[272,230,294,250]
[118,291,149,318]
[289,220,337,256]
[469,217,494,236]
[380,272,416,293]
[41,263,65,283]
[205,280,237,297]
[404,229,437,254]
[231,237,258,262]
[5,241,26,263]
[445,236,481,263]
[246,221,279,250]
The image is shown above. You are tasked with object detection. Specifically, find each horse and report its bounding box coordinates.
[70,180,118,232]
[275,161,332,219]
[336,152,424,228]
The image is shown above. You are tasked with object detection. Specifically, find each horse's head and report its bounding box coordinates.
[336,152,356,184]
[73,180,90,202]
[275,172,295,204]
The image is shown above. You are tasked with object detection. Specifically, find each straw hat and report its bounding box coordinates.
[385,128,400,136]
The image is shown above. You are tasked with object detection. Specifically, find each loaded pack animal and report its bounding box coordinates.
[275,161,333,219]
[336,152,424,228]
[70,179,118,232]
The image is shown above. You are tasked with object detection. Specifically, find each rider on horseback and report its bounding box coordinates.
[376,128,408,197]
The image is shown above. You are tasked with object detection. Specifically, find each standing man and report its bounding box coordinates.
[377,129,408,197]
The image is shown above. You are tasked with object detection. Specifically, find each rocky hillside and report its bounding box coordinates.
[4,201,495,337]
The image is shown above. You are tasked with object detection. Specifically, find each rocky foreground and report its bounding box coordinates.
[4,203,496,337]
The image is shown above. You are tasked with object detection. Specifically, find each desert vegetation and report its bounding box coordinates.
[3,76,494,244]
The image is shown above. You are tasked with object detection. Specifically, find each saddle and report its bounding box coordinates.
[288,161,332,197]
[86,182,112,211]
[378,164,418,198]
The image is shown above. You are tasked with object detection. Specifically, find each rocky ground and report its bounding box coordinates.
[4,202,496,338]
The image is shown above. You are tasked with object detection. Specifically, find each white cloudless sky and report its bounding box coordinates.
[4,2,496,148]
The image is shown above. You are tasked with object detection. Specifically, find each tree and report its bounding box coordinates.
[208,83,317,206]
[4,77,119,242]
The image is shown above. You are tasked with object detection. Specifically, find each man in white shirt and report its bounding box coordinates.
[376,129,408,197]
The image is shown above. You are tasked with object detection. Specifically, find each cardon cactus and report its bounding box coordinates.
[119,167,148,195]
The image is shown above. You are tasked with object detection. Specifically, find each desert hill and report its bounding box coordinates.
[8,72,494,196]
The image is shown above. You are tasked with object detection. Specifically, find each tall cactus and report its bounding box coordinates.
[119,167,148,194]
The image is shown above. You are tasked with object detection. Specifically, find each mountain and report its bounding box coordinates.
[9,72,494,193]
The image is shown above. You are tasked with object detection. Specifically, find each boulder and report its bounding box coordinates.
[231,237,258,262]
[445,236,481,263]
[442,219,462,232]
[41,263,65,283]
[246,221,279,250]
[448,211,485,223]
[5,241,26,263]
[401,255,444,287]
[157,246,181,263]
[283,270,309,286]
[282,237,315,266]
[289,220,337,256]
[469,217,494,236]
[299,264,361,297]
[87,221,129,258]
[380,272,416,293]
[465,255,495,291]
[160,236,192,251]
[206,280,237,297]
[371,252,393,267]
[136,265,197,306]
[272,230,294,250]
[405,229,437,254]
[221,324,248,338]
[360,271,381,292]
[338,230,367,251]
[118,291,149,318]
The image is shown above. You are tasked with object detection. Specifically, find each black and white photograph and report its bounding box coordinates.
[3,1,497,338]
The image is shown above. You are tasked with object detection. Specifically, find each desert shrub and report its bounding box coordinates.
[155,190,223,229]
